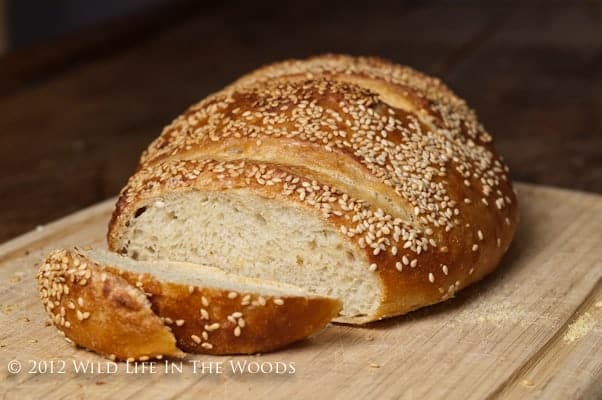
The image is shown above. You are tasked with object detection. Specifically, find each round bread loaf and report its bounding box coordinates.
[108,54,518,324]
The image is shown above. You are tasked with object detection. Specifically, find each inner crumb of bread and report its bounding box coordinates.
[119,189,380,318]
[84,249,310,297]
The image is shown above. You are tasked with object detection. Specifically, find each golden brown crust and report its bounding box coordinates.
[37,249,341,359]
[109,54,518,323]
[108,158,517,323]
[227,54,489,143]
[114,267,341,354]
[37,249,182,361]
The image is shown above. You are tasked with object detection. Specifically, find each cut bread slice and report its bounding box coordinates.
[37,248,341,361]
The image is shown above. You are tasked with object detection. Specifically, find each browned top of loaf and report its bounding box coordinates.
[139,55,514,236]
[228,54,488,142]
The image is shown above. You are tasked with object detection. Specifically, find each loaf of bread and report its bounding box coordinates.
[37,248,341,360]
[107,54,518,324]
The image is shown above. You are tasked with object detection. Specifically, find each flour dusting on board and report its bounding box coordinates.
[450,299,559,328]
[563,312,597,343]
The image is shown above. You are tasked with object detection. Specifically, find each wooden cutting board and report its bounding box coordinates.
[0,183,600,400]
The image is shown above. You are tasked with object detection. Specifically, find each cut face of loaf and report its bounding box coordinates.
[37,248,341,360]
[113,186,380,320]
[109,55,519,324]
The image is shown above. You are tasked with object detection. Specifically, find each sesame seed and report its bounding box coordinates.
[442,265,448,275]
[201,342,213,349]
[273,298,284,305]
[234,326,242,337]
[369,263,378,272]
[428,273,435,283]
[395,262,403,272]
[477,230,484,241]
[191,335,201,344]
[497,238,502,247]
[205,323,220,331]
[175,320,185,327]
[200,309,209,320]
[228,292,238,299]
[201,296,209,307]
[472,244,479,251]
[410,259,418,268]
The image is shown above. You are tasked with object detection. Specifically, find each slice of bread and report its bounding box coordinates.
[37,248,341,361]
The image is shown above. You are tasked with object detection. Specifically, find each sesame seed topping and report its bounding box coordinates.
[477,230,484,241]
[175,319,185,327]
[428,273,435,283]
[442,265,448,275]
[472,244,479,251]
[191,335,201,344]
[273,298,284,305]
[369,263,378,272]
[228,292,238,299]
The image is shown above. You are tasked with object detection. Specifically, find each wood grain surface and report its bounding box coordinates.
[0,183,600,399]
[0,0,601,243]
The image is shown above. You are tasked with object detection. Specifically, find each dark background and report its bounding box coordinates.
[0,0,600,242]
